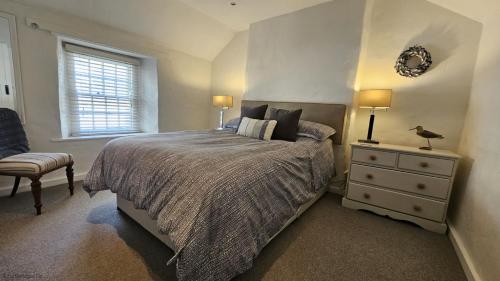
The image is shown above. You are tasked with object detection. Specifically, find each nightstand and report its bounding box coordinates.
[342,142,461,233]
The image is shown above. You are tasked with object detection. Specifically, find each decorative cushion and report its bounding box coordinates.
[269,108,303,142]
[237,117,277,141]
[297,120,336,141]
[239,105,268,128]
[0,153,73,175]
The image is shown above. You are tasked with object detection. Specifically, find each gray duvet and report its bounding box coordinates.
[83,130,334,281]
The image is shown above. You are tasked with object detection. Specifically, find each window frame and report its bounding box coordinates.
[59,40,144,138]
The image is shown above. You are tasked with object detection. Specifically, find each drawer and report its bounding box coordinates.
[352,147,397,167]
[398,154,455,176]
[349,164,450,199]
[347,182,446,222]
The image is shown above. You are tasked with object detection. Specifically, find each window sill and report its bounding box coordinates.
[51,132,151,142]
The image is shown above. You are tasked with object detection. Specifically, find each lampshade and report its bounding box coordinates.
[212,95,233,108]
[358,89,392,109]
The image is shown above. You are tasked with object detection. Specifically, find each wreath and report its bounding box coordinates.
[395,45,432,78]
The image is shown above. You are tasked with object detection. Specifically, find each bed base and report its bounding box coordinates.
[116,187,328,253]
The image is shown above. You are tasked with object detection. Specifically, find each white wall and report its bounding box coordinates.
[349,0,481,151]
[451,18,500,279]
[245,0,366,105]
[240,0,367,187]
[427,1,500,280]
[0,1,212,194]
[210,31,248,128]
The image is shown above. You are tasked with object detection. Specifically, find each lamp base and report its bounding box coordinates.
[358,139,380,144]
[215,127,225,131]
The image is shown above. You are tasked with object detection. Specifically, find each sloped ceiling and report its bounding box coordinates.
[13,0,236,61]
[11,0,496,62]
[181,0,332,31]
[12,0,336,60]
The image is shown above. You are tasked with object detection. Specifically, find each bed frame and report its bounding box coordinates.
[117,187,329,252]
[116,100,347,256]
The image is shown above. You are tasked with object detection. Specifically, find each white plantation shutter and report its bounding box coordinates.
[63,43,142,136]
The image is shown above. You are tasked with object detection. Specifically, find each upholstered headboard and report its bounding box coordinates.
[241,100,347,145]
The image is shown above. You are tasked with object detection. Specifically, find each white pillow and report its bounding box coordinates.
[237,117,277,141]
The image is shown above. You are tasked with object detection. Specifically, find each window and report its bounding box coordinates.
[62,43,142,136]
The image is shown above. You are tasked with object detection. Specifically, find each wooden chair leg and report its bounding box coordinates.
[30,177,42,215]
[66,162,74,196]
[10,176,21,197]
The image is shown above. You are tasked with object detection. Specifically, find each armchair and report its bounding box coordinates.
[0,108,74,215]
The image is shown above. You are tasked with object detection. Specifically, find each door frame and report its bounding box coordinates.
[0,11,24,123]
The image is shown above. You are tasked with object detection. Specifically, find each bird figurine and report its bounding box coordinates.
[409,126,444,150]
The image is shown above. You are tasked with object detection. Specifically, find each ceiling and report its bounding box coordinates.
[427,0,500,22]
[13,0,235,61]
[180,0,332,31]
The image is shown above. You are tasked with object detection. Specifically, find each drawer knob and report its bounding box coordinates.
[363,193,371,199]
[417,183,426,190]
[420,162,429,168]
[369,155,377,161]
[366,174,374,180]
[413,205,422,212]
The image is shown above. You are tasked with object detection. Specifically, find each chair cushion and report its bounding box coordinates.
[0,153,72,175]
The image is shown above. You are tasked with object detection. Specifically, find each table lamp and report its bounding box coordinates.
[212,95,233,130]
[358,89,392,144]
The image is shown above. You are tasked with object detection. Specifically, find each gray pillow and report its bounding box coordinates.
[297,120,336,141]
[224,118,240,129]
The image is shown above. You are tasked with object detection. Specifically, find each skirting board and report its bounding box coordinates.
[0,172,87,197]
[448,223,482,281]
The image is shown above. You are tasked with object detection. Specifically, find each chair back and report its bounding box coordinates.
[0,108,29,158]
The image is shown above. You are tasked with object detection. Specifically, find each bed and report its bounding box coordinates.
[83,100,347,281]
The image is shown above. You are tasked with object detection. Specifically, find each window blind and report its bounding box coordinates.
[63,43,141,136]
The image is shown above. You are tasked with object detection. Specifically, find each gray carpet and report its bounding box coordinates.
[0,182,466,281]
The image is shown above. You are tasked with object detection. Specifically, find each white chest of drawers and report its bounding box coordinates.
[342,142,460,233]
